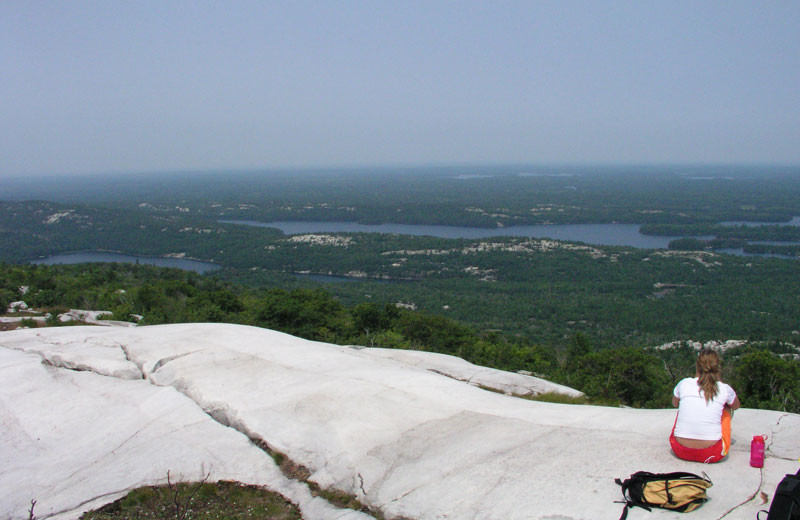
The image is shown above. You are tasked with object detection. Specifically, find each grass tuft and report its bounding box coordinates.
[80,480,301,520]
[524,391,591,405]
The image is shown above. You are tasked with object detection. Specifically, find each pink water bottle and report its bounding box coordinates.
[750,435,766,468]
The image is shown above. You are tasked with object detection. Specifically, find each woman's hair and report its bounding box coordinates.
[696,349,722,403]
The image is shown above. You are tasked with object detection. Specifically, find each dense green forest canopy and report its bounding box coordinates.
[2,263,798,413]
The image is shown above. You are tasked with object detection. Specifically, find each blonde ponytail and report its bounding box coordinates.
[696,349,722,403]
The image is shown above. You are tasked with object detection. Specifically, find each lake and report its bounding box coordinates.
[221,220,685,249]
[31,251,221,274]
[222,220,800,259]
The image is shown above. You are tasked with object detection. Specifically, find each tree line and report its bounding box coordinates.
[3,263,797,413]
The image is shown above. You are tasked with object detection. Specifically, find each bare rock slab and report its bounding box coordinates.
[2,324,798,520]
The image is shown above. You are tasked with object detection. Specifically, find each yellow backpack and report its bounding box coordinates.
[615,471,713,519]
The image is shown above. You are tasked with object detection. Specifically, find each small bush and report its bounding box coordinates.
[20,318,38,328]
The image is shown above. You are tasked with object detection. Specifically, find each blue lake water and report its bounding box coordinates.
[221,220,682,249]
[31,251,221,274]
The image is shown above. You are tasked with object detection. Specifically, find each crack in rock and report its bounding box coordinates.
[714,412,791,520]
[426,368,464,381]
[357,473,367,498]
[714,468,763,520]
[108,414,172,455]
[39,355,93,373]
[152,351,197,373]
[767,413,797,460]
[2,340,144,381]
[40,487,140,520]
[140,374,378,520]
[119,343,146,379]
[382,484,423,507]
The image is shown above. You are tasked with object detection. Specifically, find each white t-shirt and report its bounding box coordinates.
[673,377,737,440]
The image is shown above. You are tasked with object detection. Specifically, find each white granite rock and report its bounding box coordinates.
[4,332,143,380]
[58,309,138,328]
[2,323,798,520]
[0,316,46,324]
[359,346,584,397]
[0,329,371,520]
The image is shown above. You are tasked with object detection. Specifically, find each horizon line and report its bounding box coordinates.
[5,160,800,179]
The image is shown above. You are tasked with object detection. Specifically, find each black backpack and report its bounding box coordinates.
[615,471,713,520]
[762,469,800,520]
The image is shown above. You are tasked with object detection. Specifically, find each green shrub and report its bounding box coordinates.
[20,318,38,328]
[571,347,671,407]
[527,391,590,405]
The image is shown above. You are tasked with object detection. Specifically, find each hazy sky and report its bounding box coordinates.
[2,1,799,176]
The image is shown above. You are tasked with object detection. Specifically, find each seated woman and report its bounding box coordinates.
[670,349,740,463]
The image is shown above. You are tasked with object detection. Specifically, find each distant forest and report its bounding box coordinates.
[6,165,800,227]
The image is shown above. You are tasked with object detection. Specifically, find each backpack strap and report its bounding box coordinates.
[664,478,674,505]
[615,477,652,520]
[617,501,631,520]
[615,478,632,520]
[644,471,710,482]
